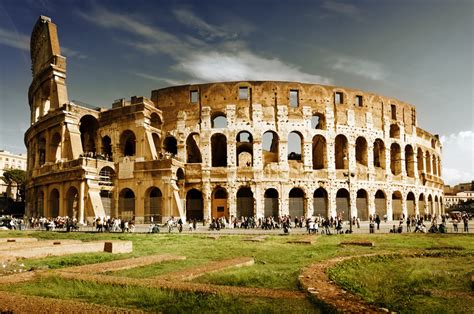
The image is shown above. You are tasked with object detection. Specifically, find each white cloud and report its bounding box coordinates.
[331,55,387,80]
[133,72,186,86]
[440,130,474,185]
[321,1,361,21]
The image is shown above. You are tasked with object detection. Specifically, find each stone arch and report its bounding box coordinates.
[417,147,424,176]
[150,113,162,129]
[311,113,326,130]
[373,139,386,169]
[289,187,305,218]
[264,188,279,217]
[432,156,438,176]
[212,187,228,218]
[389,124,400,139]
[356,189,368,220]
[335,134,349,169]
[425,151,432,174]
[101,136,112,158]
[163,135,178,156]
[176,168,185,181]
[312,135,326,170]
[79,115,99,154]
[419,193,426,216]
[186,189,204,221]
[405,145,415,177]
[211,112,227,128]
[99,166,115,186]
[145,187,162,223]
[236,131,253,167]
[120,130,136,157]
[355,137,368,167]
[407,192,416,217]
[152,133,161,159]
[36,190,45,217]
[390,143,402,175]
[374,190,386,217]
[288,131,303,161]
[434,195,439,216]
[262,130,279,164]
[49,188,60,218]
[427,194,434,215]
[50,132,61,162]
[186,133,202,163]
[65,186,79,219]
[119,188,135,220]
[211,133,227,167]
[392,191,403,220]
[38,137,46,165]
[313,187,328,218]
[236,187,254,218]
[336,188,350,220]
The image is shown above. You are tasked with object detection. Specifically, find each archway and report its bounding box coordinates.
[50,132,61,162]
[335,135,348,169]
[434,195,439,216]
[264,188,279,217]
[100,190,113,217]
[311,113,326,130]
[99,166,115,186]
[236,187,254,218]
[145,187,162,223]
[211,133,227,167]
[390,143,401,175]
[164,136,178,156]
[262,131,279,164]
[49,189,60,218]
[373,139,386,169]
[38,138,46,165]
[417,148,424,177]
[80,115,99,154]
[66,187,79,219]
[152,133,161,159]
[356,189,368,220]
[120,130,136,157]
[312,135,326,170]
[288,131,303,161]
[374,190,386,218]
[119,188,135,220]
[211,112,227,128]
[36,190,45,217]
[407,192,415,217]
[212,187,228,218]
[101,136,112,159]
[186,189,203,221]
[428,194,433,215]
[289,188,305,218]
[313,188,328,218]
[355,137,368,167]
[389,124,400,139]
[236,131,253,167]
[425,152,432,174]
[186,133,202,163]
[336,188,350,220]
[392,191,403,220]
[419,193,426,216]
[150,113,162,129]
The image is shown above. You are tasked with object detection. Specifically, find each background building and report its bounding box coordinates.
[0,150,27,199]
[25,16,444,224]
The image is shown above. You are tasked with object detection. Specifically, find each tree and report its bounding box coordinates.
[1,169,26,201]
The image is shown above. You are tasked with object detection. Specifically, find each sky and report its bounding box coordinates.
[0,0,472,185]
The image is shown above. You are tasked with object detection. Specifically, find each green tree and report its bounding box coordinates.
[1,169,26,201]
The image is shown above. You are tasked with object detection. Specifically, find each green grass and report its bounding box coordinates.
[1,231,473,312]
[328,251,474,313]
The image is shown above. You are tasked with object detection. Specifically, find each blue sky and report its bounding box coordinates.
[0,0,472,185]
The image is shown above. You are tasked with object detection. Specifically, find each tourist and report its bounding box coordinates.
[375,215,381,230]
[463,214,469,232]
[369,218,375,234]
[452,217,459,232]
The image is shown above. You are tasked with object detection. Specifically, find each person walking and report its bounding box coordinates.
[463,215,469,233]
[375,215,381,230]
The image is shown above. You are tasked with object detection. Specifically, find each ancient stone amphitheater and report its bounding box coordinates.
[25,16,444,224]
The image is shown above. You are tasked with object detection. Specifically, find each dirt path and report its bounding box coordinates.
[0,291,143,313]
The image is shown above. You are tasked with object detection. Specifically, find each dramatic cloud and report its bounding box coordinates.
[321,1,362,21]
[440,130,474,185]
[331,55,387,80]
[79,6,331,85]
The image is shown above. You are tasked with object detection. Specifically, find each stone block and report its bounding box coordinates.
[103,241,133,254]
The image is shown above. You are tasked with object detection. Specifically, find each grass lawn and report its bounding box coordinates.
[0,231,473,312]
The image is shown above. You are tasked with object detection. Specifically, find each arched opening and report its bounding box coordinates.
[407,192,415,217]
[262,131,279,164]
[36,191,45,217]
[389,124,400,139]
[356,189,368,220]
[176,168,185,181]
[80,115,99,154]
[434,195,439,216]
[99,166,115,186]
[150,113,162,129]
[374,190,386,217]
[264,188,279,217]
[336,189,350,220]
[186,189,204,221]
[390,143,402,175]
[66,187,79,219]
[373,139,386,169]
[312,135,326,170]
[145,187,162,223]
[101,136,113,159]
[163,136,178,156]
[405,145,415,177]
[186,133,202,163]
[50,132,61,162]
[311,113,326,130]
[313,188,328,218]
[119,188,135,220]
[212,187,228,218]
[289,188,305,218]
[425,151,432,174]
[355,137,368,167]
[211,133,227,167]
[428,194,433,215]
[392,191,403,220]
[236,187,254,218]
[211,112,227,128]
[419,193,426,216]
[120,130,136,157]
[100,190,113,217]
[236,131,253,167]
[288,131,303,161]
[152,133,161,159]
[335,134,348,169]
[38,138,46,165]
[417,147,424,176]
[432,156,438,176]
[49,189,60,218]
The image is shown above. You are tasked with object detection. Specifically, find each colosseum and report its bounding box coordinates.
[25,16,444,224]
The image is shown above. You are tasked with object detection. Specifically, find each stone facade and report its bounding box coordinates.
[0,150,27,199]
[25,16,444,224]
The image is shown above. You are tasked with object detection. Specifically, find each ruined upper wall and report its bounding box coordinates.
[30,16,63,78]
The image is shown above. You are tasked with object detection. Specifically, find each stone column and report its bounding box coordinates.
[202,181,211,222]
[306,195,314,218]
[78,180,85,224]
[303,139,313,171]
[368,190,376,218]
[328,188,337,218]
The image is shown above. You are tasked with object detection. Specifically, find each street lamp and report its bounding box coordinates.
[343,170,355,233]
